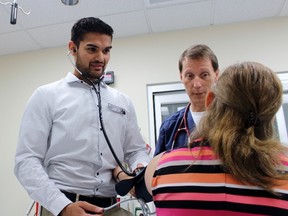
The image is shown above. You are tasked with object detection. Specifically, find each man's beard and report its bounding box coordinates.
[76,60,104,80]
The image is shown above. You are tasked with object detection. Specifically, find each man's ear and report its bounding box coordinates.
[179,71,183,82]
[68,41,76,54]
[215,69,220,81]
[205,91,215,108]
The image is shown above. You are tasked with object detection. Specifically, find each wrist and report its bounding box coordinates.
[116,170,124,181]
[60,203,71,216]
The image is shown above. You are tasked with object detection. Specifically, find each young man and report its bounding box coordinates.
[154,44,219,155]
[14,17,150,216]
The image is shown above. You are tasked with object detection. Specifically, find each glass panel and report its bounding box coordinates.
[161,102,188,121]
[275,93,288,145]
[281,94,288,145]
[283,102,288,135]
[153,91,189,147]
[147,82,188,153]
[274,119,280,140]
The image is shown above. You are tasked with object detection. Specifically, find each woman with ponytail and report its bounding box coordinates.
[142,62,288,215]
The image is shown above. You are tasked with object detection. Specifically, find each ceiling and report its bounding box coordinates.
[0,0,288,56]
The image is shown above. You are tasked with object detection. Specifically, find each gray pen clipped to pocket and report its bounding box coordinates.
[108,103,126,115]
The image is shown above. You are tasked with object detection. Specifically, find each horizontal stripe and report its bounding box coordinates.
[157,159,222,169]
[153,185,288,202]
[156,208,265,216]
[227,193,288,209]
[153,171,288,192]
[152,146,288,215]
[155,165,225,177]
[154,200,288,215]
[159,147,217,164]
[153,192,288,209]
[153,172,238,184]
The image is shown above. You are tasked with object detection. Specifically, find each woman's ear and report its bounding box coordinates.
[205,91,215,108]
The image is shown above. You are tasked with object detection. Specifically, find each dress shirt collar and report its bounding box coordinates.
[65,72,107,88]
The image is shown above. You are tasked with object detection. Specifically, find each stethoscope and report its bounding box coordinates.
[67,51,155,215]
[25,74,154,215]
[86,75,139,177]
[170,103,191,150]
[76,61,155,215]
[67,50,137,177]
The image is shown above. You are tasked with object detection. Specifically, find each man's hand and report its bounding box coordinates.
[60,201,104,216]
[133,163,144,174]
[129,163,145,197]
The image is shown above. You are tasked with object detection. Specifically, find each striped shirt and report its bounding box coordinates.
[152,142,288,216]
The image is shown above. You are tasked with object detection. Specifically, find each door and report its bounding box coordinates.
[276,72,288,145]
[147,82,189,154]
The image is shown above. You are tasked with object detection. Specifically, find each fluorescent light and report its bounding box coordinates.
[61,0,79,6]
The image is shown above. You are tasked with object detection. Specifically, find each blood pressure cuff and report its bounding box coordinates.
[115,167,153,203]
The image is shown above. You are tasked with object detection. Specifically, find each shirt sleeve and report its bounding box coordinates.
[122,97,151,170]
[14,87,71,215]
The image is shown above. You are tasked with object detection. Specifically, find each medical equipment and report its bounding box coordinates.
[104,198,155,216]
[0,0,30,24]
[68,51,154,211]
[61,0,79,6]
[170,103,191,150]
[67,50,140,177]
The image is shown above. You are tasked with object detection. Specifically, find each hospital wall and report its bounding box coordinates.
[0,16,287,215]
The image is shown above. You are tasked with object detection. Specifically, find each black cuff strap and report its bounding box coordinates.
[115,167,153,203]
[116,170,124,180]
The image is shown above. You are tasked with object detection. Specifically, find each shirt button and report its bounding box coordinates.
[100,153,103,156]
[97,172,99,176]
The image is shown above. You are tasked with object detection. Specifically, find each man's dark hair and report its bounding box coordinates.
[71,17,114,47]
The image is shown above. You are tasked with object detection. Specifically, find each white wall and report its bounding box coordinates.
[1,16,288,215]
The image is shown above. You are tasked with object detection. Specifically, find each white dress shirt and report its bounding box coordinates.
[14,72,150,215]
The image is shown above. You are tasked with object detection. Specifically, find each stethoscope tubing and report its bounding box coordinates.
[68,49,137,177]
[87,77,137,177]
[170,103,191,150]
